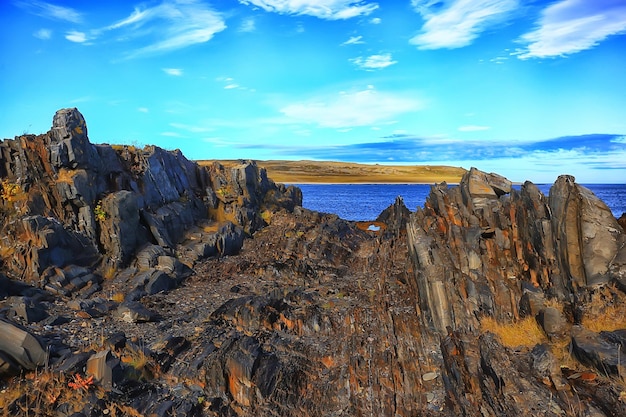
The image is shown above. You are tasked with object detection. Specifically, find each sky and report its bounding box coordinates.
[1,0,626,184]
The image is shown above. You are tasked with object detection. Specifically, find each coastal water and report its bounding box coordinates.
[295,183,626,221]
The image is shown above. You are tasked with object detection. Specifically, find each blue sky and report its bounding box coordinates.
[1,0,626,183]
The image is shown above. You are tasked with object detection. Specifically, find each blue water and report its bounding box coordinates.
[295,183,626,221]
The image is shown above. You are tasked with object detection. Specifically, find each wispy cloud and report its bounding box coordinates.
[103,0,226,58]
[341,35,364,45]
[458,125,490,132]
[15,0,82,23]
[518,0,626,59]
[266,134,626,169]
[238,0,378,20]
[216,76,251,91]
[350,53,397,70]
[65,31,89,43]
[370,17,381,24]
[138,107,149,113]
[33,28,51,40]
[239,17,256,32]
[410,0,519,49]
[161,131,182,137]
[280,87,422,128]
[163,68,183,76]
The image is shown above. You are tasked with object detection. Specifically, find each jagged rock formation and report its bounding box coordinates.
[408,168,626,333]
[0,108,300,284]
[1,111,626,416]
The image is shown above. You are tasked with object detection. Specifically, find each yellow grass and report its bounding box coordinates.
[197,160,466,184]
[480,316,547,348]
[582,304,626,333]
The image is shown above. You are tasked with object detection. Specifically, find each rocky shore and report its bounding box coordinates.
[1,108,626,416]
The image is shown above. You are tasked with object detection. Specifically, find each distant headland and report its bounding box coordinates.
[197,159,466,184]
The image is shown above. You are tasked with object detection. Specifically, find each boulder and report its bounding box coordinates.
[0,319,47,375]
[571,326,626,376]
[86,349,123,389]
[536,306,567,339]
[4,296,48,323]
[114,301,158,323]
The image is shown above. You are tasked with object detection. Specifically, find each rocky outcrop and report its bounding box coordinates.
[2,111,626,416]
[408,167,626,334]
[0,108,300,282]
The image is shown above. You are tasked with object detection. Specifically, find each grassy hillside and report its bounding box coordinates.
[197,160,466,184]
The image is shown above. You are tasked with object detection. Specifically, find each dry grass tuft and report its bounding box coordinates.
[582,304,626,333]
[480,316,547,348]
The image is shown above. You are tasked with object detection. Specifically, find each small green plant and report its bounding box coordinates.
[94,200,107,222]
[1,179,23,202]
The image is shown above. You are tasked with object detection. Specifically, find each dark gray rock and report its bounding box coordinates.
[0,319,47,374]
[99,190,142,266]
[135,245,168,270]
[571,325,626,376]
[5,296,48,323]
[529,343,556,379]
[144,270,175,295]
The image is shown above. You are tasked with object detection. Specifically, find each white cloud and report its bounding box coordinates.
[163,68,183,76]
[33,28,51,40]
[138,107,149,113]
[238,0,378,20]
[16,0,82,23]
[458,125,490,132]
[65,31,88,43]
[518,0,626,59]
[161,131,182,137]
[103,0,226,58]
[280,87,422,128]
[410,0,519,49]
[611,136,626,144]
[341,35,364,45]
[370,17,381,24]
[239,17,256,32]
[350,53,397,70]
[217,76,248,90]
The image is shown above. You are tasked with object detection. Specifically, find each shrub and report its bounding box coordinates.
[94,200,107,222]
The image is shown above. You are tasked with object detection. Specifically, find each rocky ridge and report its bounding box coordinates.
[1,109,626,416]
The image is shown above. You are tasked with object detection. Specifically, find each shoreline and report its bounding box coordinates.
[197,159,467,185]
[287,181,461,185]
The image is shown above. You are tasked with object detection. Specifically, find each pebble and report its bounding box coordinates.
[422,372,438,381]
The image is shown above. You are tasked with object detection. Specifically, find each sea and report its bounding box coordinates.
[294,183,626,222]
